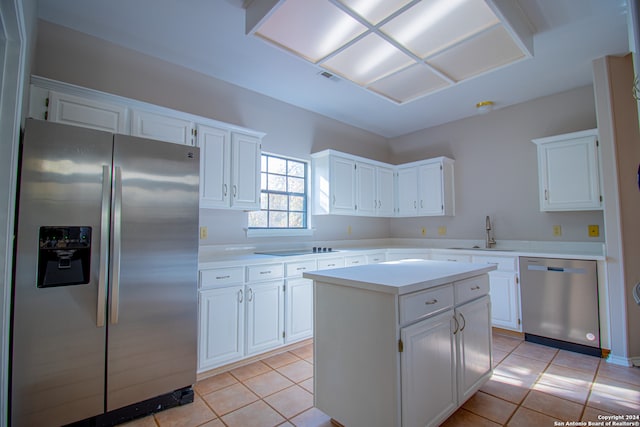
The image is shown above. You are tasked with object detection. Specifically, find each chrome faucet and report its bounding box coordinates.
[485,215,496,248]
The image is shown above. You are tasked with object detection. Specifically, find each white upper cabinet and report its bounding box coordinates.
[47,91,127,133]
[397,157,455,217]
[356,161,377,216]
[131,109,194,145]
[312,152,356,215]
[198,127,261,210]
[396,166,419,216]
[231,133,261,210]
[376,165,395,216]
[313,150,454,217]
[198,124,231,208]
[29,78,265,212]
[356,162,394,216]
[532,129,602,211]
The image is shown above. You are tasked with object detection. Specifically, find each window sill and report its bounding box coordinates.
[245,228,315,238]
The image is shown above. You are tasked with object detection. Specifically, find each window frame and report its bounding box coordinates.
[246,152,313,237]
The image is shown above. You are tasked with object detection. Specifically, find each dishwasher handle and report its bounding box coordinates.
[527,264,587,274]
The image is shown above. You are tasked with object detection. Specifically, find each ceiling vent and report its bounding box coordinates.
[318,71,340,82]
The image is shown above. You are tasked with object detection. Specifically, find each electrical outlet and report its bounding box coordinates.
[588,224,599,237]
[199,226,208,239]
[347,225,352,235]
[438,226,447,236]
[421,227,426,236]
[553,225,562,237]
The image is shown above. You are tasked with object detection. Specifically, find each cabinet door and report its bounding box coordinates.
[376,166,395,216]
[330,156,356,214]
[285,278,313,343]
[48,91,127,133]
[356,162,376,216]
[246,281,285,355]
[536,133,601,211]
[401,310,457,427]
[198,286,245,371]
[198,125,231,208]
[131,109,194,145]
[456,295,492,403]
[418,161,444,215]
[488,271,520,330]
[231,133,261,210]
[396,166,418,216]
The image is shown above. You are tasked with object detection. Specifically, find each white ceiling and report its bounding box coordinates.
[36,0,630,138]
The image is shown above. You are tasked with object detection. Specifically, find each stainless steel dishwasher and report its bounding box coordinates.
[519,257,600,356]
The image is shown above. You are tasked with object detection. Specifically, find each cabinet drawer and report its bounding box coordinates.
[472,255,517,271]
[200,267,244,289]
[431,253,472,263]
[285,260,317,277]
[454,275,490,305]
[345,255,367,266]
[317,257,345,270]
[366,253,386,264]
[246,263,284,282]
[399,285,454,326]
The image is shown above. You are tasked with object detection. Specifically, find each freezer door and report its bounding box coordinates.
[107,135,199,411]
[11,119,112,426]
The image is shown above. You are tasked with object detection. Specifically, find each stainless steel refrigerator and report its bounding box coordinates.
[11,119,200,426]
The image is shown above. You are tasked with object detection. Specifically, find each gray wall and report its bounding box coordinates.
[388,86,605,243]
[33,20,603,247]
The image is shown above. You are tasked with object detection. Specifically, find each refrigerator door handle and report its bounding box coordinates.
[110,166,122,324]
[97,165,111,327]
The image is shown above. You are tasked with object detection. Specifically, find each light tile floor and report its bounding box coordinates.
[122,331,640,427]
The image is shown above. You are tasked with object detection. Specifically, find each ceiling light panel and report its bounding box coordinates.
[321,32,416,85]
[246,0,533,104]
[337,0,415,25]
[368,64,449,103]
[428,25,526,81]
[254,0,366,63]
[381,0,499,59]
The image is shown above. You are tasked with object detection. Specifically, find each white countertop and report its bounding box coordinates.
[303,259,496,295]
[198,239,606,269]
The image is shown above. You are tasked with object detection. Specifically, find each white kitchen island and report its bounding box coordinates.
[303,259,497,427]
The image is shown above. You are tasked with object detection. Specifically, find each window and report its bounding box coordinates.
[248,153,308,230]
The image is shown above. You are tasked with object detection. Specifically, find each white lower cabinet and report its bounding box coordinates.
[401,296,492,427]
[401,310,457,427]
[285,278,314,343]
[198,285,245,371]
[472,255,521,331]
[246,280,285,355]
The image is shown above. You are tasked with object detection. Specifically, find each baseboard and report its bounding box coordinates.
[492,327,524,339]
[197,338,313,381]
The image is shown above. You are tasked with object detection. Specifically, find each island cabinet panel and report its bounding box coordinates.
[308,261,493,427]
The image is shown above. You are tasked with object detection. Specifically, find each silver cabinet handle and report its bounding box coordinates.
[452,315,460,334]
[247,288,253,302]
[233,184,237,197]
[414,200,417,208]
[216,275,231,280]
[110,166,122,325]
[259,270,272,275]
[425,299,438,305]
[327,263,335,267]
[471,286,481,290]
[544,189,549,200]
[421,200,424,208]
[352,261,360,264]
[223,183,228,196]
[238,289,243,303]
[459,313,466,332]
[296,267,306,271]
[97,165,110,327]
